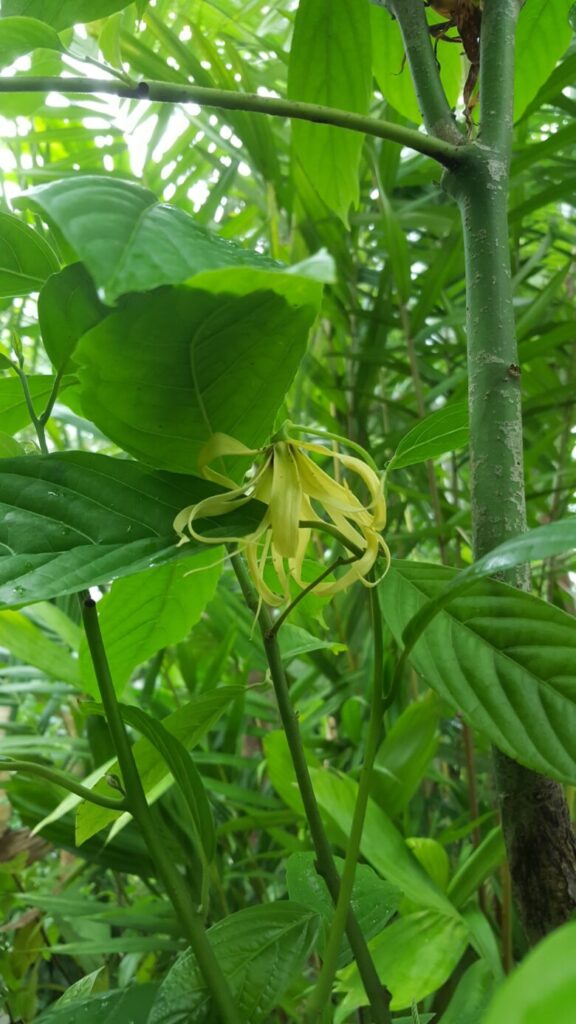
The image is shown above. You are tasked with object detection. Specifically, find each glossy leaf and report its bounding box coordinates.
[286,852,400,967]
[35,985,159,1024]
[0,452,260,609]
[336,909,468,1013]
[371,693,441,817]
[38,263,107,372]
[381,561,576,784]
[75,686,243,843]
[310,767,456,914]
[448,827,506,908]
[288,0,371,223]
[19,175,298,303]
[388,403,469,472]
[0,212,59,297]
[0,16,63,65]
[79,551,222,695]
[74,285,317,473]
[2,1,136,32]
[482,921,576,1024]
[149,903,319,1024]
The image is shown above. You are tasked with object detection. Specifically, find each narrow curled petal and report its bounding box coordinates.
[199,432,263,487]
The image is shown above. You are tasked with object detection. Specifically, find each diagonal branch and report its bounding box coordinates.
[0,76,463,166]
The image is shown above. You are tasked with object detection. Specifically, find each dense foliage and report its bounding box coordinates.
[0,1,575,1022]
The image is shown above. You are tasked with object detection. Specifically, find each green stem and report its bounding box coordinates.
[0,760,129,811]
[0,76,462,166]
[267,556,356,638]
[231,554,390,1024]
[79,592,243,1024]
[306,585,387,1021]
[14,365,49,455]
[384,0,462,144]
[444,0,576,943]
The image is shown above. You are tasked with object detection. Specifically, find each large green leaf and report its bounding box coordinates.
[0,16,63,65]
[0,212,59,297]
[370,6,462,124]
[388,403,469,472]
[35,984,159,1024]
[286,852,400,967]
[482,920,576,1024]
[397,519,576,670]
[0,452,260,609]
[287,0,372,224]
[0,374,56,434]
[371,693,441,817]
[1,1,135,32]
[437,961,495,1024]
[74,285,317,473]
[19,175,301,303]
[310,767,456,914]
[75,686,243,843]
[79,551,222,694]
[380,561,576,784]
[514,0,573,120]
[149,903,319,1024]
[38,263,107,372]
[0,610,80,685]
[336,910,468,1013]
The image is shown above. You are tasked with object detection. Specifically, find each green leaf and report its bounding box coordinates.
[447,827,505,908]
[380,561,576,785]
[371,693,441,817]
[388,402,469,471]
[34,985,159,1024]
[0,212,59,297]
[0,432,25,457]
[38,263,107,372]
[53,967,108,1006]
[0,16,63,65]
[514,0,574,120]
[110,702,215,862]
[75,686,242,843]
[310,767,456,914]
[149,903,319,1024]
[482,920,576,1024]
[19,175,299,304]
[286,852,401,967]
[438,960,495,1024]
[1,1,136,32]
[0,374,56,435]
[79,551,222,695]
[370,6,462,124]
[336,909,468,1013]
[0,452,261,609]
[74,285,317,473]
[288,0,372,224]
[0,609,80,684]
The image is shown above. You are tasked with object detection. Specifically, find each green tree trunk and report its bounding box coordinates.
[390,0,576,942]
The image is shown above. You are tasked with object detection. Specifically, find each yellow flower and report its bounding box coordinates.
[173,429,390,606]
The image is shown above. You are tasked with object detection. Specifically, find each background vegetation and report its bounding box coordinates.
[0,1,575,1022]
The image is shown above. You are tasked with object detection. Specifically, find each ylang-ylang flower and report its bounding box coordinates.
[174,428,390,606]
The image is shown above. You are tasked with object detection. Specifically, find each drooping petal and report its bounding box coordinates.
[199,432,263,487]
[269,442,302,559]
[314,528,381,597]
